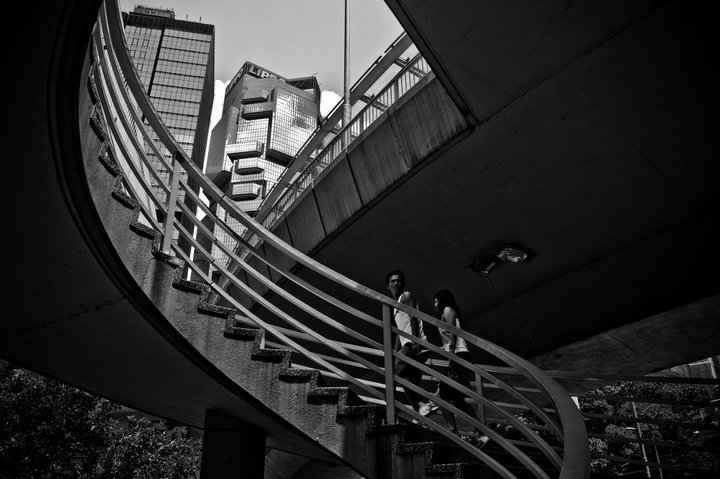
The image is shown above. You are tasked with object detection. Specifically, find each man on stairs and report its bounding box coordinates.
[385,269,432,420]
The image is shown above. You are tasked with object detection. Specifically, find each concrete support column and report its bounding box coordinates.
[200,410,266,479]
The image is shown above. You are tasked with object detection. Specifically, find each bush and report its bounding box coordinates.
[0,360,201,479]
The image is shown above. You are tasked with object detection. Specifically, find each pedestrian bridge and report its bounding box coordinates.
[2,1,717,478]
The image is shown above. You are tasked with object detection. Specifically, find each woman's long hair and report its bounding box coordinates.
[433,289,462,323]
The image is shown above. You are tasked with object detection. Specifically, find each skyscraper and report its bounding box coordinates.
[203,61,321,270]
[122,5,215,207]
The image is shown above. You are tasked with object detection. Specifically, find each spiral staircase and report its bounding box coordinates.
[0,0,597,477]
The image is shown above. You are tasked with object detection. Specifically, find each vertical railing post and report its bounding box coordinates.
[382,303,396,424]
[654,444,664,479]
[160,151,182,258]
[631,401,652,478]
[474,371,486,427]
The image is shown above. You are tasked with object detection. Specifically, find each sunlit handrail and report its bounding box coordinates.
[92,2,590,477]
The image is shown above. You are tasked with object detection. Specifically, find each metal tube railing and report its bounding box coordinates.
[251,32,415,226]
[160,152,182,258]
[91,2,592,477]
[528,370,718,478]
[382,303,396,425]
[260,53,431,231]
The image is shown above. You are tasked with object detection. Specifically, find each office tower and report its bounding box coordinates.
[122,5,215,207]
[203,61,321,269]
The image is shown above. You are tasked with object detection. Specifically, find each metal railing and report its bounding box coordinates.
[251,31,415,227]
[89,1,590,477]
[258,53,431,230]
[550,370,719,478]
[457,365,719,477]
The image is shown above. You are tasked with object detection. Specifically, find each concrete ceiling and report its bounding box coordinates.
[287,0,719,372]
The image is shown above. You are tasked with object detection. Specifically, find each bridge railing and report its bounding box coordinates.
[258,53,431,231]
[90,1,590,477]
[249,31,417,229]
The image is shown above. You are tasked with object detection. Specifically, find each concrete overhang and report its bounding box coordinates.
[259,0,719,374]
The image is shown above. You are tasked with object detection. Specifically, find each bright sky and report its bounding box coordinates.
[119,0,403,95]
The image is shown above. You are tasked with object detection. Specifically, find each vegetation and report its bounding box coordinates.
[579,377,719,477]
[0,360,201,479]
[482,372,719,477]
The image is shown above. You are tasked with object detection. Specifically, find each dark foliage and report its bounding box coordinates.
[0,360,201,479]
[579,377,719,477]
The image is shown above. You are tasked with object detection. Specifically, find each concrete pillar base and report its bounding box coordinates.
[200,410,266,479]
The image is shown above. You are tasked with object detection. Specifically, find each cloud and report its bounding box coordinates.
[202,80,229,177]
[320,90,342,118]
[209,80,229,131]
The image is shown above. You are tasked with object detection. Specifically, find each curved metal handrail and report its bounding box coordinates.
[91,1,590,477]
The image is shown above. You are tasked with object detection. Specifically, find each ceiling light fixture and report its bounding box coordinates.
[497,245,529,264]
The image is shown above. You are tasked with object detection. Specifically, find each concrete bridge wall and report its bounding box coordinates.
[235,75,468,305]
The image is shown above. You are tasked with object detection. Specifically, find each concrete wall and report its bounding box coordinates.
[278,75,466,256]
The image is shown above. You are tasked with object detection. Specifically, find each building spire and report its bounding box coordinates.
[342,0,351,131]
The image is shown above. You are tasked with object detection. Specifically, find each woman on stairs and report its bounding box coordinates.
[433,289,490,449]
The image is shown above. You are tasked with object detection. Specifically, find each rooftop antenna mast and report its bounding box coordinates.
[342,0,351,147]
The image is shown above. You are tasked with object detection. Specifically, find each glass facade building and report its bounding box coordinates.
[122,5,215,209]
[203,62,320,271]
